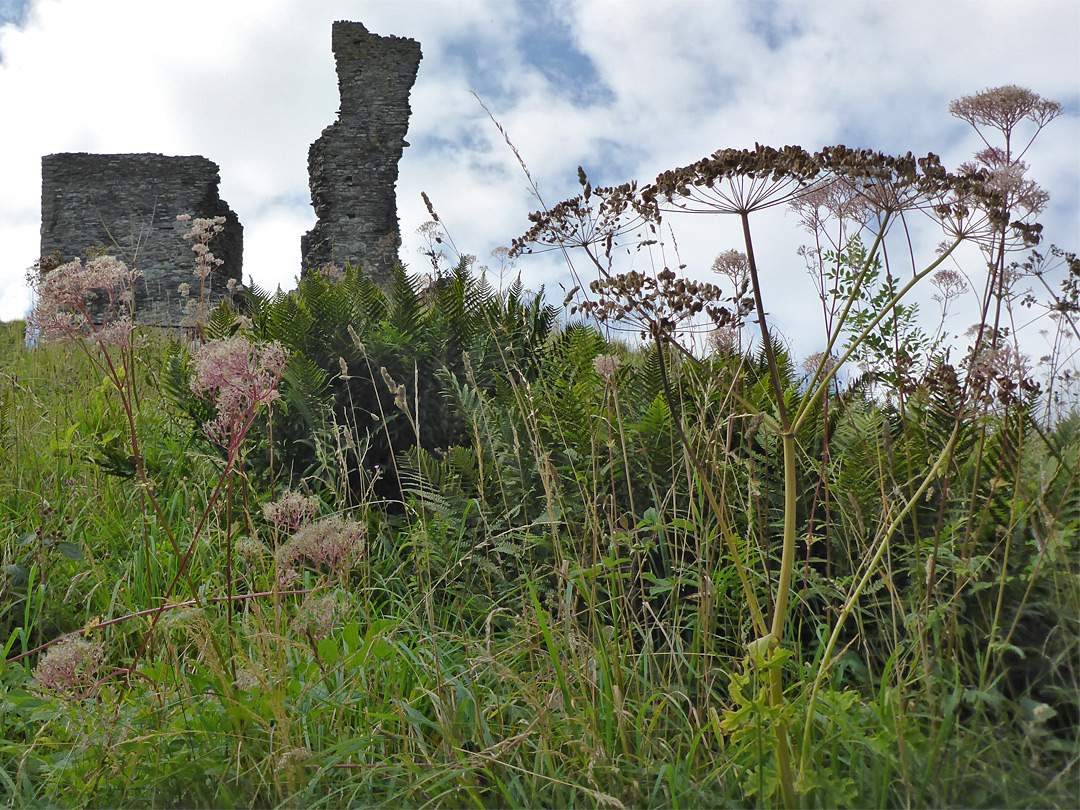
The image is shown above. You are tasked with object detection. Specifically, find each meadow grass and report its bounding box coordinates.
[3,86,1079,807]
[1,306,1076,808]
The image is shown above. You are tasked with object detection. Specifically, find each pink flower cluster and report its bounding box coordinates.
[593,354,621,382]
[302,595,339,639]
[177,214,226,281]
[276,515,365,583]
[189,336,287,449]
[32,637,105,699]
[28,255,141,346]
[318,262,345,282]
[262,490,321,529]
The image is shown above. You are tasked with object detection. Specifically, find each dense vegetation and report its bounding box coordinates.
[1,86,1077,808]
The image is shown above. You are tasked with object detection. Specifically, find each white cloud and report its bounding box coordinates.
[1,0,1076,374]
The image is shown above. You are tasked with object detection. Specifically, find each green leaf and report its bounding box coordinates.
[318,637,340,666]
[3,564,29,585]
[57,542,84,561]
[343,621,361,654]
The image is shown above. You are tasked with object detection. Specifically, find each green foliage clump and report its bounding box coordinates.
[3,82,1079,808]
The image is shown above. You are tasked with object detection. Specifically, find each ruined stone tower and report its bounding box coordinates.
[40,153,242,327]
[301,21,422,286]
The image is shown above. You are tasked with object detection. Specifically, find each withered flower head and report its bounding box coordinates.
[949,85,1062,141]
[574,266,735,342]
[511,174,656,267]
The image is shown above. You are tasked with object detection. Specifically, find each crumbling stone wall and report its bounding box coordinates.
[40,153,242,327]
[301,21,422,286]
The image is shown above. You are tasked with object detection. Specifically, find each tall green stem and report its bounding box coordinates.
[740,211,797,808]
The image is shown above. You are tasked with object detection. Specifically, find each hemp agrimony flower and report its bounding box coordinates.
[28,255,141,346]
[593,354,621,383]
[276,515,366,583]
[262,490,321,529]
[189,336,287,451]
[32,637,105,699]
[178,214,227,281]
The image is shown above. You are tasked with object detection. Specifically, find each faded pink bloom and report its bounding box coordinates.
[302,595,339,639]
[233,535,267,564]
[960,150,1049,219]
[711,249,749,286]
[32,637,104,698]
[189,336,287,449]
[276,515,365,582]
[789,178,873,237]
[803,351,839,379]
[278,567,301,587]
[931,267,967,304]
[711,326,742,355]
[28,256,141,346]
[179,214,227,283]
[318,262,345,282]
[593,354,620,382]
[276,747,313,771]
[235,665,261,691]
[262,490,320,529]
[949,86,1062,137]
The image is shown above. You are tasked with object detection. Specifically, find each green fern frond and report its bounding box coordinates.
[204,300,243,341]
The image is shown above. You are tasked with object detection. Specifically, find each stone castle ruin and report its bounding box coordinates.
[302,22,422,287]
[40,153,242,327]
[40,20,421,324]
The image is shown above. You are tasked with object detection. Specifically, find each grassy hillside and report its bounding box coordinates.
[1,262,1076,807]
[3,95,1079,806]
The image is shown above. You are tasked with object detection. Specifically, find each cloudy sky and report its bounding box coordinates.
[1,0,1077,361]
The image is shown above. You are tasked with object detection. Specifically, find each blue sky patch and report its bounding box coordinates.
[0,0,33,63]
[0,0,32,27]
[746,1,804,52]
[515,1,613,106]
[442,1,612,108]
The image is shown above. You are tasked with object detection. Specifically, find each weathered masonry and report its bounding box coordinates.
[40,152,242,327]
[301,21,422,287]
[39,20,418,322]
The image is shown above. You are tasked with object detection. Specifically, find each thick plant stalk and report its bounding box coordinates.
[740,211,797,808]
